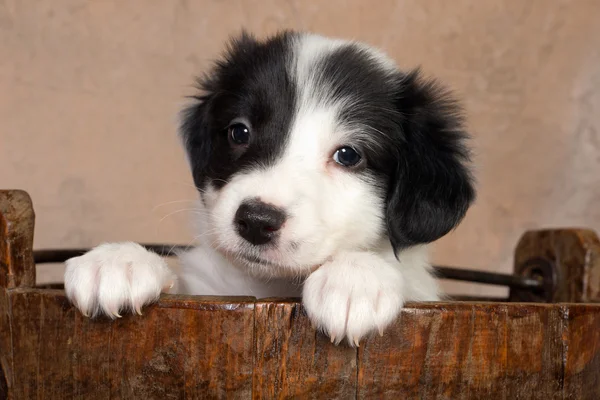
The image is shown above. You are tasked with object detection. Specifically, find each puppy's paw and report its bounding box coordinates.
[64,242,176,318]
[302,252,404,346]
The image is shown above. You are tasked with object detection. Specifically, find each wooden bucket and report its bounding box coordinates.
[1,190,599,399]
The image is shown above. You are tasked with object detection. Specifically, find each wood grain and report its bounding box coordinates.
[357,303,565,399]
[562,304,600,400]
[1,190,36,398]
[0,289,11,399]
[252,298,357,399]
[0,190,35,289]
[7,289,255,399]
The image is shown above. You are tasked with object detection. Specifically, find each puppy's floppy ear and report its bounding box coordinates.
[386,69,475,252]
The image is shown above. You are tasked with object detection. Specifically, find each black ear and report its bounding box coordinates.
[386,70,475,252]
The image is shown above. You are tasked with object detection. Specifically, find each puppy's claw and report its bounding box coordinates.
[353,337,360,347]
[378,326,384,337]
[330,334,336,344]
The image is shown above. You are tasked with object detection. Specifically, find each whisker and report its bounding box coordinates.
[157,208,206,224]
[152,199,199,211]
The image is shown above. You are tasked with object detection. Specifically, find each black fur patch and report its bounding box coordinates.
[180,31,298,189]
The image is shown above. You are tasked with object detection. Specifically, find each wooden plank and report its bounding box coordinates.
[70,298,113,399]
[7,289,255,399]
[503,304,564,398]
[7,289,45,399]
[0,291,12,399]
[137,295,255,400]
[4,289,600,398]
[562,304,600,399]
[357,303,444,399]
[252,298,357,399]
[0,189,36,398]
[357,302,565,399]
[0,190,35,289]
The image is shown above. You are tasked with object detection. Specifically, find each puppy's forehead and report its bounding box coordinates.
[230,33,398,119]
[285,34,400,154]
[292,34,397,100]
[235,34,396,109]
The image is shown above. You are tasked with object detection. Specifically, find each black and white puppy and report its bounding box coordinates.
[65,31,475,346]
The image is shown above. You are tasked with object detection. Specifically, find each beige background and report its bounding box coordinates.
[1,0,600,296]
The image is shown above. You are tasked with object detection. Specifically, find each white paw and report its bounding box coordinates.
[302,252,404,346]
[64,242,176,318]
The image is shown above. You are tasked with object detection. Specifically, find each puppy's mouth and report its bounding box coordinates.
[214,242,323,275]
[239,253,286,268]
[230,250,322,274]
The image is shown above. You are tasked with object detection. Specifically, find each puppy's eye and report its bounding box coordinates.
[228,123,251,146]
[333,146,362,167]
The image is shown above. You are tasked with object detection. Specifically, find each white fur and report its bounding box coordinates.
[64,242,176,318]
[64,33,441,346]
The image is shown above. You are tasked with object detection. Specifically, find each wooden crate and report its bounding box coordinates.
[1,190,599,399]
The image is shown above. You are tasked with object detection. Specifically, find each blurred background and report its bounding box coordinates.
[1,0,599,296]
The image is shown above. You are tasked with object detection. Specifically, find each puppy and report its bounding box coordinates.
[64,31,475,346]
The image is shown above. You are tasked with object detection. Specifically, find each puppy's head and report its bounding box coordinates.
[180,31,475,277]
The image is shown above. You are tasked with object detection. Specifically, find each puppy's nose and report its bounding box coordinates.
[234,200,286,245]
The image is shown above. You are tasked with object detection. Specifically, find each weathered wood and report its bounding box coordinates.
[511,229,600,302]
[3,293,599,399]
[3,191,600,398]
[6,289,255,399]
[562,304,600,400]
[252,298,357,399]
[0,287,10,400]
[0,190,35,289]
[357,303,565,399]
[1,190,35,400]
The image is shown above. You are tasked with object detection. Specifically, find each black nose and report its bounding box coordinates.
[234,200,286,245]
